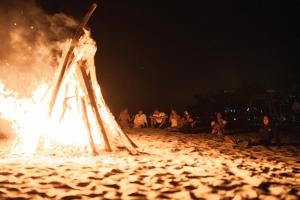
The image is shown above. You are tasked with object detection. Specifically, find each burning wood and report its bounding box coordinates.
[48,3,98,116]
[78,63,112,151]
[43,3,137,154]
[0,3,137,155]
[81,97,98,156]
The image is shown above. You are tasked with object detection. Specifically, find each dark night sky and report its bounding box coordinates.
[21,1,300,113]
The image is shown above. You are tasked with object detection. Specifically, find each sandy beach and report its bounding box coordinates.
[0,129,299,199]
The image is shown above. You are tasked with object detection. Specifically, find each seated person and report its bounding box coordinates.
[150,109,168,128]
[133,110,148,128]
[169,109,182,128]
[118,108,131,129]
[258,115,273,146]
[182,111,195,129]
[211,112,227,136]
[224,115,273,147]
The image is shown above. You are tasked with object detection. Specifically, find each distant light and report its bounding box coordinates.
[14,22,17,26]
[246,107,250,112]
[233,118,237,121]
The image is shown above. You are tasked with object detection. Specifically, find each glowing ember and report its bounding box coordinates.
[0,6,136,155]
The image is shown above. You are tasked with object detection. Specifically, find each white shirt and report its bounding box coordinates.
[134,114,147,126]
[153,112,166,123]
[170,118,178,127]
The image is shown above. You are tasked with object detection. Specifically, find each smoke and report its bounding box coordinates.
[0,0,78,96]
[0,0,78,135]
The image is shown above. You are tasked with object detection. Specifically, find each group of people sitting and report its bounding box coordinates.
[118,108,195,130]
[118,108,275,147]
[119,108,227,133]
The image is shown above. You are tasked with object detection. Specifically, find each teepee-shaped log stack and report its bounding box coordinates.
[46,3,137,155]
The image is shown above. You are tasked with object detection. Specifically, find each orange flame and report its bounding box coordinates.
[0,30,130,155]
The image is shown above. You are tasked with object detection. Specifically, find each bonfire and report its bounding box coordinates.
[0,3,137,155]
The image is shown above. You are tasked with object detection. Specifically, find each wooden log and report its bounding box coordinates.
[48,3,97,116]
[79,66,137,149]
[75,86,81,114]
[81,97,98,156]
[59,84,70,122]
[118,129,138,148]
[79,65,112,152]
